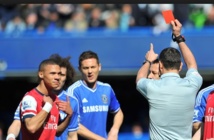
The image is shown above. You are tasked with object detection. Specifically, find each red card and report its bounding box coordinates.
[162,10,175,24]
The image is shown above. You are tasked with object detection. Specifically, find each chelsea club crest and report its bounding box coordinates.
[102,94,108,104]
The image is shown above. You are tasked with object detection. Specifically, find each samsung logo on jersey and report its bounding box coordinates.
[83,105,108,113]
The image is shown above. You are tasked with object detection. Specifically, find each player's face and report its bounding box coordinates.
[79,58,101,85]
[39,64,61,90]
[55,67,67,91]
[148,63,160,80]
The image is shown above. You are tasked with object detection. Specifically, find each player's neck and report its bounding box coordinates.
[82,80,96,89]
[36,83,51,96]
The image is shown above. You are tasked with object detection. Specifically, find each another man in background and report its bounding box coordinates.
[147,59,160,79]
[66,50,124,140]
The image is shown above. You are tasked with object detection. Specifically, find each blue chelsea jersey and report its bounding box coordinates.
[55,90,80,140]
[66,80,121,138]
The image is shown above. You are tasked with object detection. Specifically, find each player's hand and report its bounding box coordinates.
[145,43,158,62]
[56,96,73,116]
[43,95,53,105]
[171,19,182,37]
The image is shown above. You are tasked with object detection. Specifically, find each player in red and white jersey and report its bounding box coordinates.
[20,58,72,140]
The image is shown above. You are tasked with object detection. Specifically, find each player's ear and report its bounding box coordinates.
[159,61,163,70]
[179,62,183,72]
[99,63,101,71]
[38,71,44,78]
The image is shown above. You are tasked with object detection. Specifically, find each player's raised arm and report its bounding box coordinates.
[136,43,158,83]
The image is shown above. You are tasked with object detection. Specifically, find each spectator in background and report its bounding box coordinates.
[36,4,51,33]
[173,4,193,28]
[119,4,135,32]
[4,13,26,36]
[45,6,64,32]
[131,122,144,140]
[188,4,213,28]
[79,4,94,21]
[98,4,121,13]
[24,11,39,31]
[88,6,105,28]
[151,4,173,35]
[0,21,2,31]
[64,9,88,32]
[205,4,214,26]
[136,4,153,26]
[0,4,19,30]
[55,4,76,26]
[18,4,39,19]
[102,10,119,29]
[0,121,5,140]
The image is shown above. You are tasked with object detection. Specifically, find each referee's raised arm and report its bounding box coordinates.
[171,19,197,70]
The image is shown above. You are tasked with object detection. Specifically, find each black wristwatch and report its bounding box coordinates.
[172,34,185,44]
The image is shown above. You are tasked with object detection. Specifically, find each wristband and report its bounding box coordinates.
[143,59,152,65]
[172,34,185,44]
[42,102,52,113]
[6,133,16,140]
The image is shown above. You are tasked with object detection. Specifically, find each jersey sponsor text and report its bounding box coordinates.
[83,105,108,113]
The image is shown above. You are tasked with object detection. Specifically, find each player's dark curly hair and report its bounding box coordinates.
[49,54,76,90]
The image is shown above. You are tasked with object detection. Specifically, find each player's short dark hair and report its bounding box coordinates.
[159,47,181,70]
[78,50,100,67]
[38,58,59,72]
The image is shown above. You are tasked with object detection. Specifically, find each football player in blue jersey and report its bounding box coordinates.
[66,50,124,140]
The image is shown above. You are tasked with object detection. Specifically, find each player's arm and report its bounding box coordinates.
[56,112,72,136]
[171,19,197,70]
[56,96,73,136]
[108,109,124,140]
[192,90,206,136]
[6,103,21,140]
[67,131,78,140]
[192,122,202,135]
[77,124,106,140]
[192,124,203,140]
[136,43,158,83]
[22,95,53,133]
[66,98,79,140]
[6,120,21,140]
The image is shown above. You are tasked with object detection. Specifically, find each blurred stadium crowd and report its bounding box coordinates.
[0,4,214,36]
